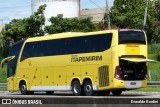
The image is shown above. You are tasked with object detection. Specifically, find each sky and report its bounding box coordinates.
[0,0,114,24]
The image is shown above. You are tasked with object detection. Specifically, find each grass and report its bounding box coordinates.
[127,86,160,92]
[147,62,160,81]
[148,44,160,54]
[147,44,160,81]
[0,64,7,83]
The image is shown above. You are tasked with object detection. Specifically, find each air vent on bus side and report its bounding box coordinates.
[98,66,109,87]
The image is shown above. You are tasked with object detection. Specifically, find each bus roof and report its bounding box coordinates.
[26,30,117,42]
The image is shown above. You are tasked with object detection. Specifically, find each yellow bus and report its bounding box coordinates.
[1,29,151,96]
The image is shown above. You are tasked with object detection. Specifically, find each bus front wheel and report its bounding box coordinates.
[19,81,28,95]
[72,80,83,96]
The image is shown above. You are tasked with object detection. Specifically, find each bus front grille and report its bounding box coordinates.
[98,66,109,87]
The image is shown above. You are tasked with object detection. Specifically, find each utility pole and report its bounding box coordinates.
[143,0,148,29]
[106,0,111,29]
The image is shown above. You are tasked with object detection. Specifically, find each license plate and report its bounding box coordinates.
[125,81,142,89]
[130,82,136,85]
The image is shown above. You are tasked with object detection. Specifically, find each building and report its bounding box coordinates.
[31,0,80,25]
[80,8,106,23]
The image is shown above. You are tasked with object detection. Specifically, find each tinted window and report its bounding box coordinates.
[119,31,146,44]
[21,33,112,61]
[7,39,25,77]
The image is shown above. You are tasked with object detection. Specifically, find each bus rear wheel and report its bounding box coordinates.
[72,80,83,96]
[84,80,93,96]
[19,81,28,95]
[112,90,122,96]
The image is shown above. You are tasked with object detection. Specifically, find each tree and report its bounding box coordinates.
[2,4,46,42]
[0,4,46,57]
[45,14,96,34]
[0,19,22,57]
[2,19,26,42]
[25,4,46,37]
[110,0,146,28]
[155,0,160,21]
[96,21,106,30]
[153,0,160,43]
[110,0,159,43]
[0,31,13,57]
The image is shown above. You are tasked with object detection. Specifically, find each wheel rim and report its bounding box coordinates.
[73,84,80,94]
[21,84,26,92]
[85,85,92,92]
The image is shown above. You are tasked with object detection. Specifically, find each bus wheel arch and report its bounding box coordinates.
[19,80,28,95]
[83,78,94,96]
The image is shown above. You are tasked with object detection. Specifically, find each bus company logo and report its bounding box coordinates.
[2,99,11,104]
[71,55,102,62]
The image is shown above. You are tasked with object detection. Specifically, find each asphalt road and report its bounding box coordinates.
[0,91,159,106]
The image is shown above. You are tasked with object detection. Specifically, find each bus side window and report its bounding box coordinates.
[21,52,30,61]
[21,43,32,61]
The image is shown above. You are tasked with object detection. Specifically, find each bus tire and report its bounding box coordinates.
[112,90,122,96]
[19,81,28,95]
[84,80,93,96]
[46,91,54,95]
[97,91,110,96]
[72,80,82,96]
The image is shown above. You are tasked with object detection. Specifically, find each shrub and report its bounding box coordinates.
[155,53,160,61]
[148,44,160,54]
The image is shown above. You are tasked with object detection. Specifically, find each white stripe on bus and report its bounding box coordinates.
[30,85,98,91]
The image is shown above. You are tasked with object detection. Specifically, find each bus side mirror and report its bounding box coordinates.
[1,56,15,68]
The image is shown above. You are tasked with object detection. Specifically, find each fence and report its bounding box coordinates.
[0,83,6,88]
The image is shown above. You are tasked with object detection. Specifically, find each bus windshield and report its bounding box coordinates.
[7,39,25,77]
[118,31,146,44]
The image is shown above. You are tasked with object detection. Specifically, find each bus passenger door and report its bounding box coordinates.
[7,77,14,91]
[7,58,18,91]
